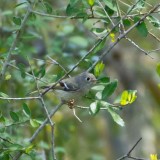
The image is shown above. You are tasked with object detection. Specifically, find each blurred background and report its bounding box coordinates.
[0,0,160,159]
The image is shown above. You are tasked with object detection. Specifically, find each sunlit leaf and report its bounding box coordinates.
[24,144,34,154]
[107,107,125,126]
[94,62,105,77]
[0,92,9,98]
[120,90,137,106]
[110,32,115,42]
[5,74,11,80]
[89,101,101,115]
[30,119,39,128]
[150,154,158,160]
[87,0,94,6]
[10,111,19,122]
[102,80,118,99]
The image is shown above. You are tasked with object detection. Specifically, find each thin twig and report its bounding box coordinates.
[0,136,14,144]
[116,137,143,160]
[32,9,160,20]
[88,3,160,71]
[29,102,63,143]
[8,63,48,84]
[0,96,40,100]
[47,56,70,77]
[28,57,56,160]
[125,37,154,59]
[72,108,82,123]
[115,0,125,33]
[97,0,115,26]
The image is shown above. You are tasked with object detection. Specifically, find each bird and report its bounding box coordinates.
[31,72,97,108]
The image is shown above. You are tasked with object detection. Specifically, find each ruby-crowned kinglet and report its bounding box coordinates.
[32,72,97,105]
[44,72,96,102]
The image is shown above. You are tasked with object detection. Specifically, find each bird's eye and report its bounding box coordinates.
[86,77,91,81]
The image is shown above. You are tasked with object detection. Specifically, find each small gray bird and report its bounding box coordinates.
[32,72,97,107]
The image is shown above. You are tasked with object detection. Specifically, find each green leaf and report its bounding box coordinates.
[10,111,19,122]
[102,0,117,11]
[102,80,118,99]
[13,16,21,25]
[24,144,34,154]
[5,74,11,80]
[44,2,53,14]
[120,90,137,105]
[0,92,9,98]
[98,76,110,83]
[87,0,94,6]
[134,0,146,10]
[123,19,131,27]
[94,62,105,77]
[0,116,5,123]
[107,107,125,126]
[134,17,148,37]
[93,38,106,53]
[23,103,31,118]
[148,16,160,28]
[37,66,46,78]
[15,2,27,8]
[89,101,101,115]
[66,4,78,16]
[69,36,89,48]
[30,119,39,128]
[55,147,66,153]
[105,5,114,16]
[17,63,26,78]
[29,13,36,21]
[156,63,160,76]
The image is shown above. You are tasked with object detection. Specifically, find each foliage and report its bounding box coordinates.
[0,0,160,159]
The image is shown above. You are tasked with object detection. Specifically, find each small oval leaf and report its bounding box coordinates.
[10,111,19,122]
[23,103,31,118]
[102,80,118,99]
[13,16,21,25]
[30,119,39,128]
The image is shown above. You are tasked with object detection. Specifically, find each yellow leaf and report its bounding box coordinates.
[110,33,115,42]
[5,74,11,80]
[150,154,158,160]
[87,0,94,6]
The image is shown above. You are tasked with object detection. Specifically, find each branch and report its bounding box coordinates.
[88,3,160,71]
[28,58,56,159]
[13,102,63,160]
[0,96,40,100]
[8,63,48,84]
[31,9,160,20]
[0,4,31,79]
[116,138,145,160]
[125,37,154,59]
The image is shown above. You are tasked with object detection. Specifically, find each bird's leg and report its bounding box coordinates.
[67,99,75,109]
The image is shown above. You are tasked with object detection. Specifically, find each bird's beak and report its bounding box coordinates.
[91,78,97,84]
